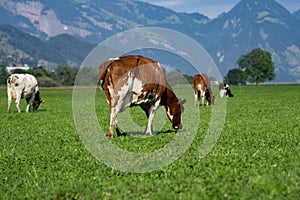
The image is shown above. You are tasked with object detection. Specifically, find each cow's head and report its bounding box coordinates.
[33,91,45,110]
[205,89,216,105]
[167,99,186,130]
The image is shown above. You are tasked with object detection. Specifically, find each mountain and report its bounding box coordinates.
[199,0,300,81]
[0,24,95,68]
[0,0,208,43]
[294,10,300,20]
[0,0,300,82]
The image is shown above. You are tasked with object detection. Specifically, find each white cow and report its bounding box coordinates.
[219,83,234,98]
[7,73,44,113]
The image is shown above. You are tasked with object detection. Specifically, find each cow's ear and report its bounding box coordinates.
[180,99,186,104]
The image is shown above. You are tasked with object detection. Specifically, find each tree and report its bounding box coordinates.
[0,65,9,85]
[56,66,78,86]
[224,68,246,85]
[166,69,190,85]
[237,48,275,86]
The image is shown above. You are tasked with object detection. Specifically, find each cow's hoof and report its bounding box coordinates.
[106,132,113,138]
[145,132,152,136]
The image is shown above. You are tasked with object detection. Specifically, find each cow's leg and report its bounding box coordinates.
[201,91,205,106]
[7,89,12,113]
[26,95,34,112]
[107,93,130,137]
[145,100,161,135]
[194,92,198,106]
[15,92,22,113]
[205,91,210,106]
[25,94,35,112]
[107,107,119,138]
[219,89,224,98]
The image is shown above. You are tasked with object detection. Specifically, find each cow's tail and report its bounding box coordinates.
[99,60,113,89]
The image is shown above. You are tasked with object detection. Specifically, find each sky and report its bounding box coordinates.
[137,0,300,19]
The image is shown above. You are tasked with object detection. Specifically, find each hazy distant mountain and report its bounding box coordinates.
[0,0,300,81]
[0,24,95,68]
[293,10,300,20]
[0,0,208,42]
[199,0,300,81]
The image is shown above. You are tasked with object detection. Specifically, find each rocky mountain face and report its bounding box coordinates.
[199,0,300,81]
[293,10,300,20]
[0,0,300,81]
[0,0,208,42]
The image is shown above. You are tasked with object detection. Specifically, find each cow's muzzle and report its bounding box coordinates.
[173,124,182,130]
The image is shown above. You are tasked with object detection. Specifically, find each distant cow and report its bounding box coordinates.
[7,74,44,113]
[193,74,215,106]
[99,55,186,138]
[219,83,234,98]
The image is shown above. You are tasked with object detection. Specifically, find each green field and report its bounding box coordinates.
[0,85,299,199]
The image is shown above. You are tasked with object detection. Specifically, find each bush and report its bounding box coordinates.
[37,77,61,87]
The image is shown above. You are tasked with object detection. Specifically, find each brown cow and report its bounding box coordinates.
[99,55,186,138]
[193,74,215,106]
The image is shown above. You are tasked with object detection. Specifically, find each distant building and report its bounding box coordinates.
[6,64,30,73]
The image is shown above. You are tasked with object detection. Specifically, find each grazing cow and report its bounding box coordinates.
[7,73,44,113]
[219,83,234,98]
[193,74,215,106]
[99,55,186,138]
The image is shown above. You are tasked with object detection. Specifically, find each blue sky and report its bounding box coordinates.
[137,0,300,18]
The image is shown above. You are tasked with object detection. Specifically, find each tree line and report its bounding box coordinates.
[0,65,195,87]
[0,48,276,87]
[0,65,80,87]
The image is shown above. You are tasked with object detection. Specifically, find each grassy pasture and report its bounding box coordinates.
[0,85,299,199]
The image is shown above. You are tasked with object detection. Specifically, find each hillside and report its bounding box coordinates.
[0,0,300,81]
[0,24,95,68]
[199,0,300,81]
[293,10,300,20]
[0,0,208,42]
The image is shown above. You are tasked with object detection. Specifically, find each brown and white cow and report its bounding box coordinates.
[99,55,186,138]
[7,73,44,113]
[193,74,215,106]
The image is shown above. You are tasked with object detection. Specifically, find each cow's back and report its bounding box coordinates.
[99,55,167,106]
[193,74,211,90]
[100,56,162,83]
[100,55,165,88]
[201,74,211,89]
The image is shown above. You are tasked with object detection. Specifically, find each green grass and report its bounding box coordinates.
[0,85,299,199]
